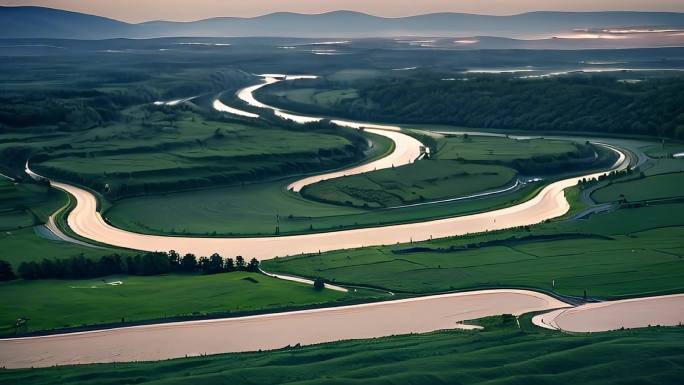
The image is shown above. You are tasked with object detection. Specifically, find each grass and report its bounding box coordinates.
[301,161,516,208]
[433,135,578,161]
[264,190,684,299]
[30,111,365,199]
[0,272,365,336]
[0,178,66,230]
[641,143,684,158]
[556,185,588,219]
[105,177,542,236]
[38,122,352,175]
[592,172,684,203]
[270,87,360,108]
[0,228,133,268]
[103,134,596,236]
[2,316,683,385]
[643,158,684,175]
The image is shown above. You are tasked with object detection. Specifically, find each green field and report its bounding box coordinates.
[0,177,131,269]
[641,143,684,158]
[104,176,545,236]
[592,172,684,203]
[0,272,369,336]
[104,134,613,236]
[643,158,684,175]
[293,133,612,209]
[2,316,682,385]
[268,87,359,108]
[0,178,66,230]
[264,223,684,298]
[263,153,684,297]
[433,135,578,161]
[0,228,133,268]
[29,112,367,199]
[301,161,516,208]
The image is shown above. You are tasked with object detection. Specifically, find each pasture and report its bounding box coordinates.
[104,134,607,235]
[0,272,363,336]
[0,178,65,230]
[264,192,684,299]
[0,228,133,268]
[433,135,578,161]
[301,161,516,208]
[30,111,367,199]
[104,178,541,236]
[592,172,684,203]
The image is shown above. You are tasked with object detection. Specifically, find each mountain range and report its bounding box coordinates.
[2,6,684,39]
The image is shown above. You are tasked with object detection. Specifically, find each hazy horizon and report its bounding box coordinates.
[2,0,684,23]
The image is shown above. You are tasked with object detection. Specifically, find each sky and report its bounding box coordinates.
[2,0,684,23]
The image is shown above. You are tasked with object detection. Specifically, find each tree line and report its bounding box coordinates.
[0,251,260,281]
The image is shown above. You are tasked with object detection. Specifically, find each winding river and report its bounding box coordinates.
[5,73,683,369]
[30,74,629,259]
[0,290,570,368]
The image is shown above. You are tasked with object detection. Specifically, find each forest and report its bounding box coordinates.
[263,74,684,139]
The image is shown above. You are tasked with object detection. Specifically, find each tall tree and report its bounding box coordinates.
[180,253,197,272]
[18,261,41,280]
[247,258,260,272]
[224,257,235,272]
[235,255,245,271]
[0,260,17,281]
[167,250,181,271]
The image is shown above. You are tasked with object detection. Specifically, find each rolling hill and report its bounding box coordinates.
[2,6,684,39]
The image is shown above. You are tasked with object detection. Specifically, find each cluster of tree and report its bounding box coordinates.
[0,260,17,281]
[2,251,260,281]
[277,75,684,139]
[578,167,640,189]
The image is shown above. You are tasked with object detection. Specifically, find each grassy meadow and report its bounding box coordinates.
[264,223,684,298]
[299,134,603,209]
[591,172,684,203]
[0,272,371,336]
[432,135,578,161]
[0,178,65,230]
[0,228,132,268]
[263,155,684,298]
[104,134,613,236]
[301,161,516,208]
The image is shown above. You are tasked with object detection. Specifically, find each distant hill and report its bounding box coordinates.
[2,6,684,39]
[0,6,133,39]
